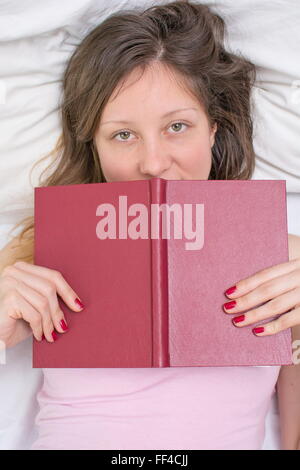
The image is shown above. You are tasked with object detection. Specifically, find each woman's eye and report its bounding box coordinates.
[112,122,189,142]
[113,130,133,142]
[169,122,188,133]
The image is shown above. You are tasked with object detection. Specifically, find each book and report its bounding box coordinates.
[32,178,292,368]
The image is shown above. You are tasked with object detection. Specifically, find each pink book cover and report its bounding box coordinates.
[32,178,292,368]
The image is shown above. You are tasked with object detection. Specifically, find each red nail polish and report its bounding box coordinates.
[59,319,68,331]
[75,298,84,309]
[232,314,245,324]
[52,330,58,341]
[253,327,265,335]
[225,285,237,296]
[224,300,236,310]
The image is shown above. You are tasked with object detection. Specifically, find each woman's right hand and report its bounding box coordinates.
[0,261,84,348]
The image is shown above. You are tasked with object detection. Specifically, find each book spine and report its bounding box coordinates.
[150,178,170,367]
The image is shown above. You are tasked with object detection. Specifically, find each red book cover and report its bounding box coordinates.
[32,178,292,368]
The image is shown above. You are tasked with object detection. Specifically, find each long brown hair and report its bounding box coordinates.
[3,0,256,266]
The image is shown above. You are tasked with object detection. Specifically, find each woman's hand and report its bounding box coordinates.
[0,261,84,348]
[222,234,300,336]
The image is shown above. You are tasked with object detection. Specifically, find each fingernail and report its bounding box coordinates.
[59,319,68,331]
[75,298,84,309]
[232,314,245,324]
[52,330,58,341]
[253,327,265,335]
[224,300,236,310]
[225,285,237,296]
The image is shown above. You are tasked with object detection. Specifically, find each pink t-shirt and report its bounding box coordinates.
[30,365,280,450]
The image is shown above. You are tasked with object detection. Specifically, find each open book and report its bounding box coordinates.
[32,178,292,368]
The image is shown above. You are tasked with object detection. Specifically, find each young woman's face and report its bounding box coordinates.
[94,62,217,182]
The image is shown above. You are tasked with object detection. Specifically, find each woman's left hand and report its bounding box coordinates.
[223,257,300,336]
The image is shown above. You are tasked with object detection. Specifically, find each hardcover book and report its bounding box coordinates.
[32,178,292,368]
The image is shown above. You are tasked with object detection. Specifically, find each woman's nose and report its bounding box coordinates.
[139,145,172,178]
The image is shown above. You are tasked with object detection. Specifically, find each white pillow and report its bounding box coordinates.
[213,1,300,191]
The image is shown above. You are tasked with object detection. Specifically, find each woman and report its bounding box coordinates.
[0,0,300,450]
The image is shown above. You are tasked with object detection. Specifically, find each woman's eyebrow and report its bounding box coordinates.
[100,107,198,126]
